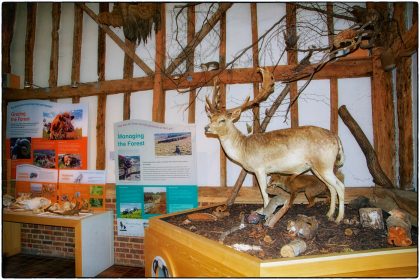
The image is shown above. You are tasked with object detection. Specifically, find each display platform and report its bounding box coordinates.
[144,204,417,277]
[3,210,114,277]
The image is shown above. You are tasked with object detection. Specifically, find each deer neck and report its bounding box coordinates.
[218,125,246,163]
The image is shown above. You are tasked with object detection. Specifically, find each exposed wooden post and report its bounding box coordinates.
[152,3,166,123]
[79,3,154,76]
[327,3,338,134]
[251,3,260,134]
[123,39,135,120]
[219,7,227,188]
[368,3,396,186]
[1,2,16,191]
[96,3,108,170]
[330,78,338,134]
[72,3,83,103]
[187,5,196,124]
[250,3,260,188]
[286,3,299,127]
[2,2,16,74]
[25,3,37,87]
[49,3,60,90]
[166,3,233,75]
[394,3,413,190]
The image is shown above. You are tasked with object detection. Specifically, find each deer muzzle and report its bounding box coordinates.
[204,125,210,133]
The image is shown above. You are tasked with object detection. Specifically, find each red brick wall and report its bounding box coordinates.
[21,224,75,258]
[106,197,144,267]
[19,187,145,267]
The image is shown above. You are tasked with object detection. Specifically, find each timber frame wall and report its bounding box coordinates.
[2,2,418,266]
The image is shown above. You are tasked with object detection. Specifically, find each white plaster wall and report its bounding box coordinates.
[338,78,374,187]
[195,87,220,186]
[33,3,52,88]
[58,3,74,86]
[9,3,376,187]
[256,3,287,66]
[298,80,331,129]
[10,3,26,88]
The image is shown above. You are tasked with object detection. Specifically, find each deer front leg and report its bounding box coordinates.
[254,171,270,215]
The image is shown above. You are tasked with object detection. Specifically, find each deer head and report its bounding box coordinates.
[204,67,275,137]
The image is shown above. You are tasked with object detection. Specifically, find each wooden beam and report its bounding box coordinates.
[152,3,166,123]
[371,51,396,185]
[327,3,338,134]
[96,2,108,171]
[2,3,16,187]
[25,3,37,87]
[330,78,338,134]
[3,57,373,101]
[250,3,260,189]
[166,3,233,75]
[123,39,135,120]
[71,3,83,103]
[49,3,60,89]
[394,3,413,190]
[187,5,196,124]
[369,3,396,185]
[79,3,154,76]
[219,7,227,188]
[286,3,299,128]
[2,2,16,74]
[391,21,418,59]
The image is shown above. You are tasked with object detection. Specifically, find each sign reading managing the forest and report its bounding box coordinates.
[114,119,198,237]
[6,100,89,181]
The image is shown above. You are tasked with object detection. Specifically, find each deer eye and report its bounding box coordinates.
[219,119,225,124]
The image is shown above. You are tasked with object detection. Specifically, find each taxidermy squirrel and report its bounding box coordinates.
[200,61,220,71]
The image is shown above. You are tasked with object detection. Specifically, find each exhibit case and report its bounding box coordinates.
[144,204,417,277]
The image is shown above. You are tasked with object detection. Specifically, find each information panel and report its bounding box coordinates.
[6,100,89,180]
[114,120,198,236]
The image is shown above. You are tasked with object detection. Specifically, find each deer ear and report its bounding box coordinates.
[230,108,242,122]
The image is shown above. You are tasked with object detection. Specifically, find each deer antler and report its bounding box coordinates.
[205,77,222,115]
[226,67,275,114]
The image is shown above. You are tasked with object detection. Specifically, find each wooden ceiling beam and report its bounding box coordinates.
[3,57,372,101]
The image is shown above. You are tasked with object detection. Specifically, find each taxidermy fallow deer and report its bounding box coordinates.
[204,68,346,223]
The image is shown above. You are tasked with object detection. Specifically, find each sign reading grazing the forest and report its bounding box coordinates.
[6,100,89,183]
[114,119,197,237]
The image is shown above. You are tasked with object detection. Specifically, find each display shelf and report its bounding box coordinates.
[3,210,114,277]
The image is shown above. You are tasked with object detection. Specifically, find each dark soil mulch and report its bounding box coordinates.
[163,203,417,260]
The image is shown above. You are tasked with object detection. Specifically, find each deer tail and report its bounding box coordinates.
[335,136,345,169]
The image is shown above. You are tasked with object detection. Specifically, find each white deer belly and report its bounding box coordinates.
[245,152,310,174]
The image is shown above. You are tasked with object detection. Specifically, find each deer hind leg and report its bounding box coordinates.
[312,169,345,223]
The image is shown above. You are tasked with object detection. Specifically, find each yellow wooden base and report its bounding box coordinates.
[145,205,418,277]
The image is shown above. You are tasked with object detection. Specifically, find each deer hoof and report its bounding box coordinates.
[327,215,335,222]
[248,211,264,224]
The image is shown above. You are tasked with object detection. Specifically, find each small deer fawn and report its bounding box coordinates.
[204,68,346,223]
